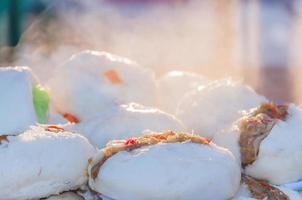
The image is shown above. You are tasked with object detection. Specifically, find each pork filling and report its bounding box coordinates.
[239,103,288,166]
[242,174,289,200]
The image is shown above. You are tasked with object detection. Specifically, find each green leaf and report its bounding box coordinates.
[33,85,49,124]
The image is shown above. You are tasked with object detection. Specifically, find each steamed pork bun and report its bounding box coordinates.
[68,103,185,148]
[0,67,50,135]
[88,131,241,200]
[156,71,208,113]
[244,104,302,184]
[47,50,156,121]
[176,79,266,138]
[215,103,302,185]
[0,126,95,200]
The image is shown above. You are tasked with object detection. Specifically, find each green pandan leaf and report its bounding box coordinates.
[33,85,49,124]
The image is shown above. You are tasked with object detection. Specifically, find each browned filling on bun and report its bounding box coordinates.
[239,103,288,166]
[91,131,211,179]
[242,174,289,200]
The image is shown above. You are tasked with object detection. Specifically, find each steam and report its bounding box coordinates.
[15,0,241,83]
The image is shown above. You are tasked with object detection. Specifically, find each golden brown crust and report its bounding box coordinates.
[242,174,289,200]
[91,131,211,179]
[239,103,288,167]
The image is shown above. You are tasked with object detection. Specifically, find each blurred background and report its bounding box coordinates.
[0,0,301,104]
